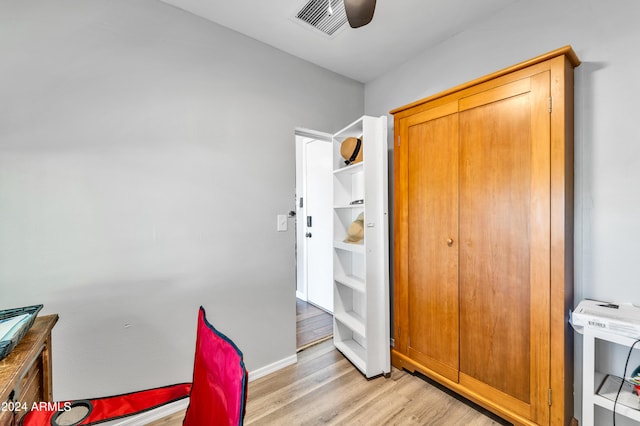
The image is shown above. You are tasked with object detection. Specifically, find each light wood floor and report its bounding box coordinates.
[296,298,333,350]
[149,339,510,426]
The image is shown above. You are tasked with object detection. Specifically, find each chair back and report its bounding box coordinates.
[183,306,248,426]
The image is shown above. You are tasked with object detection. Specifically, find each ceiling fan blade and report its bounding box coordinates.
[343,0,377,28]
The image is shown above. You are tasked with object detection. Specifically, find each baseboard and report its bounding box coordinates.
[249,353,297,382]
[106,398,189,425]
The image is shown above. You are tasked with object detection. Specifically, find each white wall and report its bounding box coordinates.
[0,0,363,399]
[364,0,640,423]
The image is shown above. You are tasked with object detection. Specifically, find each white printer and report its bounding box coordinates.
[571,299,640,339]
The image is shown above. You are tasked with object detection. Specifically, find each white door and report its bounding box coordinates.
[295,130,334,313]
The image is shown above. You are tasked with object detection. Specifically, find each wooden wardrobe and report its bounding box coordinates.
[391,46,579,426]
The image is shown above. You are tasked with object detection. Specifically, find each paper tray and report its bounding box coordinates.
[0,304,43,361]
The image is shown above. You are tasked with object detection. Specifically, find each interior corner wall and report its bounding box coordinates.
[0,0,363,399]
[364,0,640,423]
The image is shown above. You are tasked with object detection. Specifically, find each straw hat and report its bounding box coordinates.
[340,137,363,165]
[344,212,364,243]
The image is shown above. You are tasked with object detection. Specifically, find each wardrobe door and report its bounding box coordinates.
[401,102,460,382]
[458,73,551,423]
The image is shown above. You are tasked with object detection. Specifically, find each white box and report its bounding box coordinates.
[571,299,640,339]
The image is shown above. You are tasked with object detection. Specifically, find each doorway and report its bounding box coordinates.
[294,129,334,349]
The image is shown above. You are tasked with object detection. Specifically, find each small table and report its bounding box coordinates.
[0,315,58,425]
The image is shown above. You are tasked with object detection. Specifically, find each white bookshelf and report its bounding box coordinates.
[331,115,390,378]
[582,327,640,425]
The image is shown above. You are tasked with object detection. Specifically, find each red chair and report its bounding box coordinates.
[183,306,248,425]
[20,306,247,426]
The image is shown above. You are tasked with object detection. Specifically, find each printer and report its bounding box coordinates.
[571,299,640,339]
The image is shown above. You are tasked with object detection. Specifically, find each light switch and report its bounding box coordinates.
[277,214,287,232]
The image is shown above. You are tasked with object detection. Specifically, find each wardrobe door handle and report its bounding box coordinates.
[447,238,454,247]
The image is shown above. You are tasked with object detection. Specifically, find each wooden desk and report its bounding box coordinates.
[0,315,58,425]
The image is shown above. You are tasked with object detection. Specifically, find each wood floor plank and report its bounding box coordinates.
[331,371,422,424]
[249,342,340,395]
[296,299,332,350]
[246,366,378,425]
[151,340,510,426]
[246,356,354,421]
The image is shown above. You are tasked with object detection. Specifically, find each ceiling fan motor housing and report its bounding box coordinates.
[343,0,377,28]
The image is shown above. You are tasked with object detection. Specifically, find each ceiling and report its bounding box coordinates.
[160,0,517,83]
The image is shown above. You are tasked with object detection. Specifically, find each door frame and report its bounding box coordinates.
[294,128,333,302]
